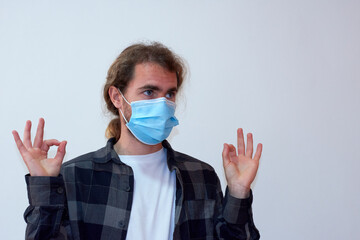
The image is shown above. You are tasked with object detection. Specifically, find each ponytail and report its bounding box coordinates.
[105,118,121,141]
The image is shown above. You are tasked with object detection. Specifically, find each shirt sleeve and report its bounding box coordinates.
[24,174,70,240]
[215,181,260,239]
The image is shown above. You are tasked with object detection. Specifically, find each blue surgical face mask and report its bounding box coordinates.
[118,89,179,145]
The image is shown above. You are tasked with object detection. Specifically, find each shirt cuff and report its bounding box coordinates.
[223,187,253,225]
[25,174,66,206]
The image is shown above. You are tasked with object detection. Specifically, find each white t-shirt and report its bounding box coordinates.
[119,148,176,240]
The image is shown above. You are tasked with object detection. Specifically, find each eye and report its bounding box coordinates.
[143,90,153,96]
[165,91,176,99]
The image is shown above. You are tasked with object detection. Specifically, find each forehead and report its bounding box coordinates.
[127,63,177,90]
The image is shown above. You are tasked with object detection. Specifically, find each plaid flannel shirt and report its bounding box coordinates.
[25,138,260,240]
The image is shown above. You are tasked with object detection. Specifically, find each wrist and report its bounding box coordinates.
[228,184,250,199]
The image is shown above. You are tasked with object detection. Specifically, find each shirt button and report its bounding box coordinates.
[118,221,124,228]
[124,185,131,192]
[56,187,64,194]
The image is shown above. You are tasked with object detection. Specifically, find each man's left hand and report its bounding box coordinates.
[222,128,263,199]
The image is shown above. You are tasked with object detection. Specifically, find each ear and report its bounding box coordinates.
[108,86,122,109]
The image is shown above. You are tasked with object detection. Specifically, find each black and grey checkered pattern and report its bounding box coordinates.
[24,138,260,240]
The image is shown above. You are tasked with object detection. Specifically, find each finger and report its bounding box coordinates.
[245,133,253,158]
[40,139,61,152]
[253,143,263,162]
[33,118,45,148]
[12,130,29,157]
[54,141,67,164]
[237,128,245,155]
[222,143,230,166]
[23,120,32,148]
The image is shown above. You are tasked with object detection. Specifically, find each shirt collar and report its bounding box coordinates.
[92,138,181,171]
[92,138,120,164]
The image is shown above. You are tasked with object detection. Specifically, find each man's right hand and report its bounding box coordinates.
[12,118,67,177]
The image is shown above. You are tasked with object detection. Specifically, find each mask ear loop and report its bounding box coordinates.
[118,89,131,124]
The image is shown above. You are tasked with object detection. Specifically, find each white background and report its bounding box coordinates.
[1,0,359,239]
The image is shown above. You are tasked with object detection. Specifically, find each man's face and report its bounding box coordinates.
[121,62,178,119]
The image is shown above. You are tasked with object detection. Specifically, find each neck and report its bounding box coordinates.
[114,124,162,155]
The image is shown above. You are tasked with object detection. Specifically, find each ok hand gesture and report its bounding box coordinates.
[222,128,262,198]
[12,118,67,177]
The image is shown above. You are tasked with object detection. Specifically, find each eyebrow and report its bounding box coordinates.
[138,84,178,92]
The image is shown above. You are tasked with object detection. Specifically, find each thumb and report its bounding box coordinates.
[222,143,230,167]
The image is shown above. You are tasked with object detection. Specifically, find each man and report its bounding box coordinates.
[13,42,262,239]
